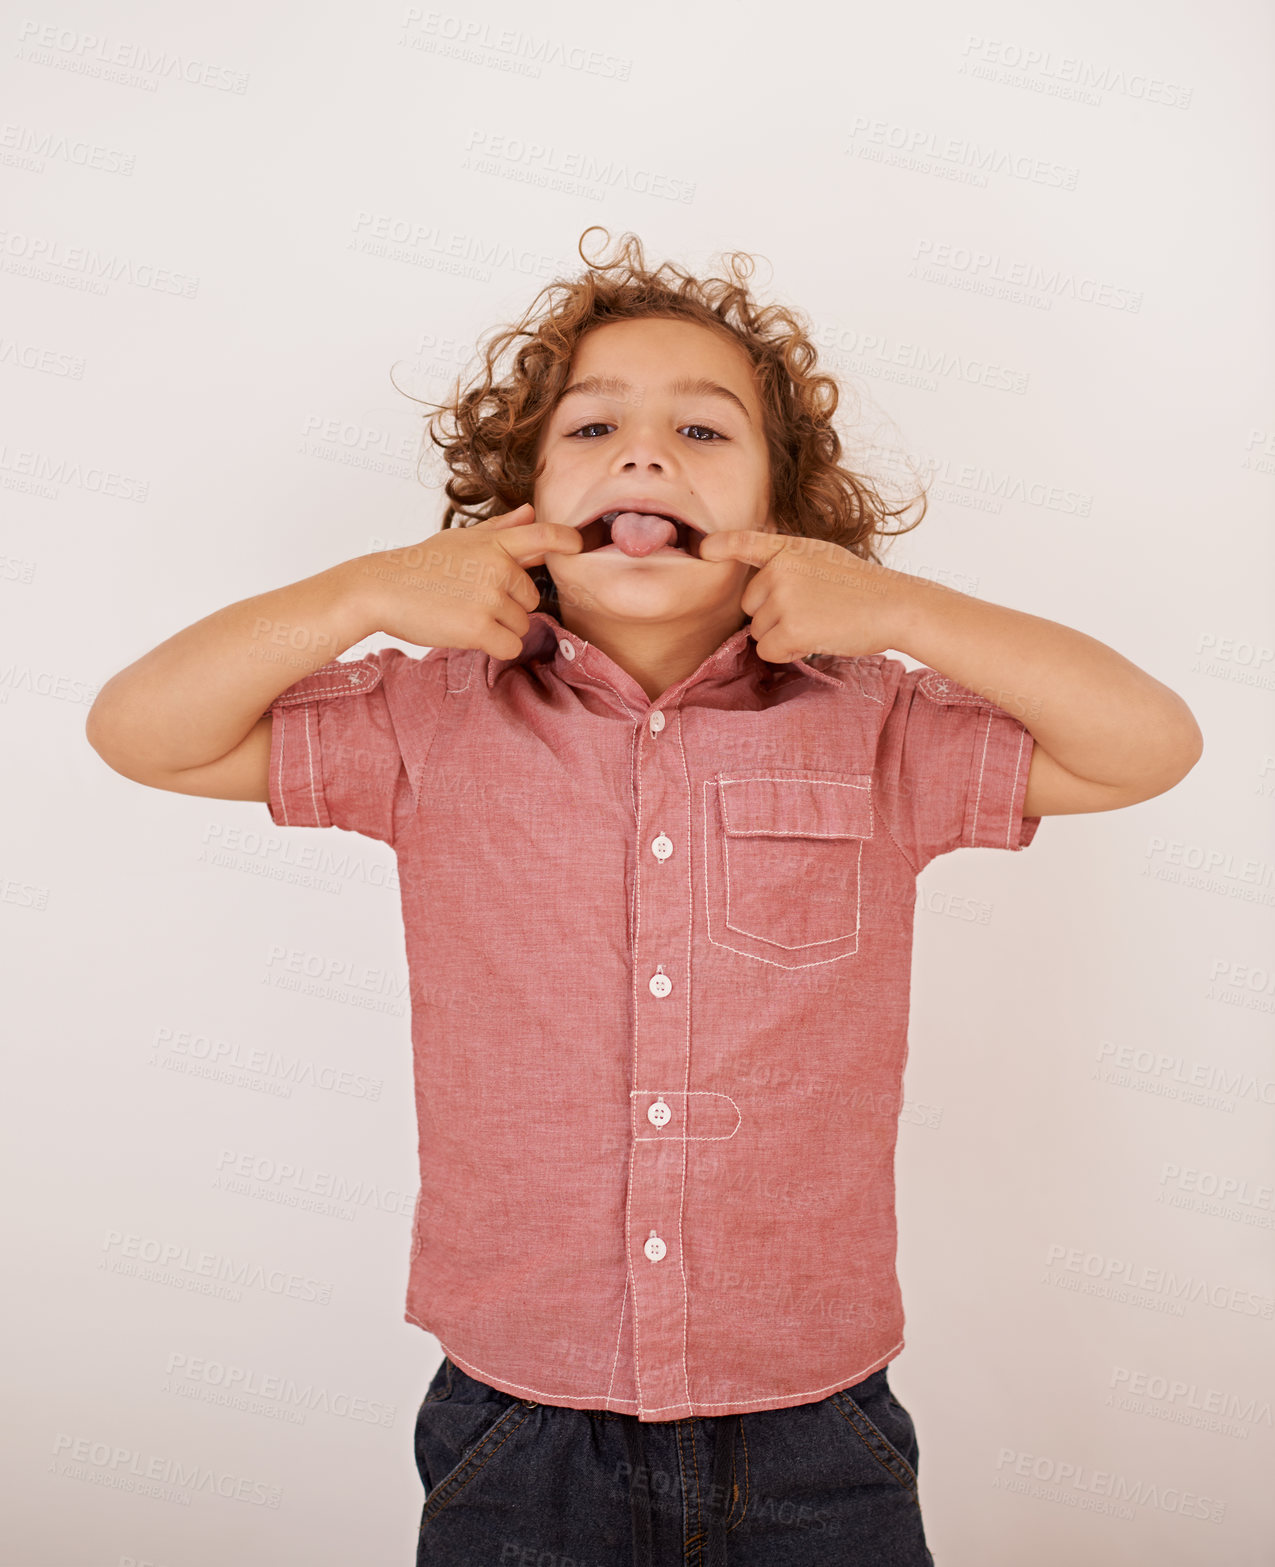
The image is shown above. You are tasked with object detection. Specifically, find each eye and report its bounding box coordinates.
[565,422,728,442]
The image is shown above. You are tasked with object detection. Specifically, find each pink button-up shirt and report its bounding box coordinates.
[265,609,1040,1421]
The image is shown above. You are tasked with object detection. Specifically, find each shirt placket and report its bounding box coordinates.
[627,698,694,1420]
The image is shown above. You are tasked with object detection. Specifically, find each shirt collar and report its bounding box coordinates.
[484,609,846,704]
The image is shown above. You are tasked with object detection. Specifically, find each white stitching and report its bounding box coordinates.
[570,660,642,721]
[270,704,326,828]
[704,777,869,965]
[408,634,907,1419]
[718,773,873,837]
[1010,725,1032,846]
[269,658,381,708]
[967,709,1035,850]
[450,648,474,693]
[919,668,993,708]
[628,1089,742,1141]
[270,706,290,827]
[297,704,324,826]
[724,832,863,950]
[671,690,695,1425]
[797,654,887,706]
[419,1336,907,1417]
[603,1270,630,1413]
[624,708,648,1418]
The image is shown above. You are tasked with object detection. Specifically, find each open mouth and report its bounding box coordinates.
[577,510,706,559]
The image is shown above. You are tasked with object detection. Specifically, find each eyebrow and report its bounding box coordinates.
[555,373,752,422]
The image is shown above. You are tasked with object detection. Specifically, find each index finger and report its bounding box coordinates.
[494,520,585,569]
[697,529,793,566]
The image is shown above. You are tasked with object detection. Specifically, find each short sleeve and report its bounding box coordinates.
[873,662,1041,874]
[264,647,446,847]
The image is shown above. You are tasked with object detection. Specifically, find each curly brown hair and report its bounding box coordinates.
[403,227,928,619]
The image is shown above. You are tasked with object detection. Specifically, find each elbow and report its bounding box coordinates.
[1138,712,1205,801]
[1109,708,1204,807]
[84,678,118,754]
[84,696,137,779]
[84,697,125,770]
[1174,706,1205,778]
[84,702,111,763]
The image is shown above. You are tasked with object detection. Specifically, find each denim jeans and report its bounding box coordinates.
[414,1354,936,1565]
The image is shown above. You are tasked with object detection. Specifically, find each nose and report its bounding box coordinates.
[611,428,674,472]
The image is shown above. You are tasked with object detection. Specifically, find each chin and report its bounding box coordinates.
[551,573,699,617]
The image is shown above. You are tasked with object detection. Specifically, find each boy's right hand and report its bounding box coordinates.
[356,503,583,661]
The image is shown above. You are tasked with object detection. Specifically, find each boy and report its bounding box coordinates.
[86,231,1203,1566]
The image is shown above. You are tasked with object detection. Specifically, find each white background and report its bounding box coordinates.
[3,2,1273,1563]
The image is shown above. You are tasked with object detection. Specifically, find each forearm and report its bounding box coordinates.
[86,554,380,775]
[889,574,1203,789]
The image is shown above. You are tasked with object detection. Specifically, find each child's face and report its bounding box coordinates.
[533,317,775,632]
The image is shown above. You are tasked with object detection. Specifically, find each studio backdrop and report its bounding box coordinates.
[2,3,1272,1564]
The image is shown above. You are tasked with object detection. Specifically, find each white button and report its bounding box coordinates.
[558,639,576,661]
[649,710,665,734]
[643,1230,667,1263]
[652,833,672,861]
[648,966,672,999]
[647,1097,671,1128]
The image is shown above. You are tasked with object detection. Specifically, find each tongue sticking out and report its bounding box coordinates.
[610,512,679,557]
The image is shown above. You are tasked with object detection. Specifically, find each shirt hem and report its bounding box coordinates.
[404,1308,904,1422]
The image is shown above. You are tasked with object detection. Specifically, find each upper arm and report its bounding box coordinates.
[264,647,446,845]
[1021,741,1194,817]
[872,661,1040,871]
[94,713,273,802]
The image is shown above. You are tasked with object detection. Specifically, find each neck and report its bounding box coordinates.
[554,603,750,703]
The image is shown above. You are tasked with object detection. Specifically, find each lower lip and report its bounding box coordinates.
[593,543,692,558]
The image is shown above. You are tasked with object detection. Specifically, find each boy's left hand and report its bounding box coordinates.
[698,529,915,663]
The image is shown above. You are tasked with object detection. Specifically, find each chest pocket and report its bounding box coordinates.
[703,772,873,968]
